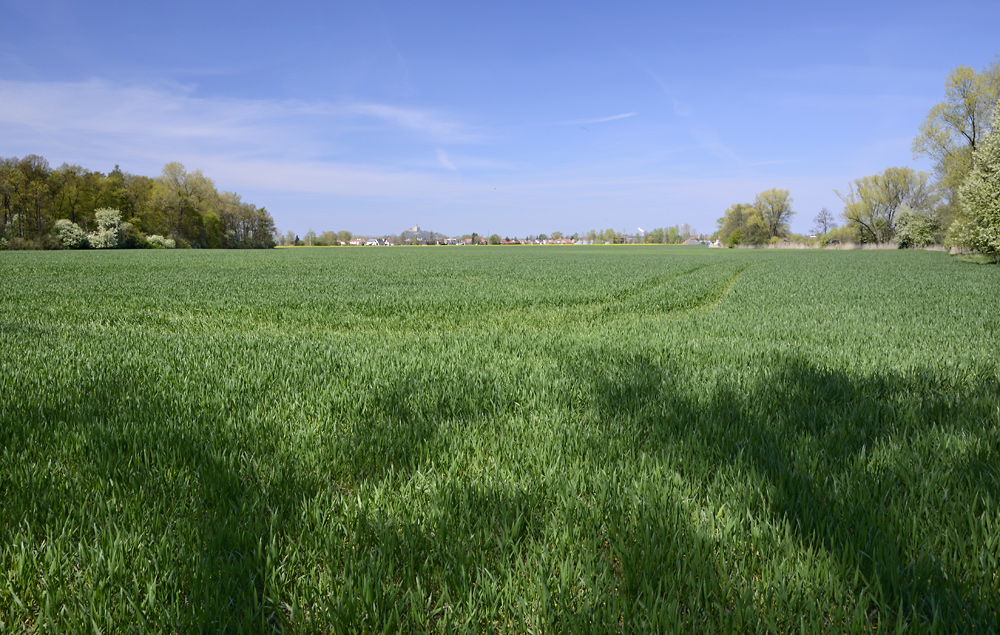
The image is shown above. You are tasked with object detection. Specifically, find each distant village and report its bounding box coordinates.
[278,224,710,247]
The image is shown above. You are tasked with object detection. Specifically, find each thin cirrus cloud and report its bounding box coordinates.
[565,112,637,125]
[0,78,480,159]
[196,158,470,201]
[436,148,458,172]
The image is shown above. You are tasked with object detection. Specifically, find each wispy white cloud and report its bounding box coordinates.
[436,148,458,171]
[749,159,797,167]
[687,124,740,163]
[195,157,468,200]
[336,102,480,142]
[641,67,693,117]
[565,112,637,125]
[0,78,480,158]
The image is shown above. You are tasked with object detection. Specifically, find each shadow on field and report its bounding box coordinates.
[330,362,504,484]
[564,347,999,630]
[6,369,321,632]
[331,475,741,631]
[92,404,316,631]
[6,344,998,631]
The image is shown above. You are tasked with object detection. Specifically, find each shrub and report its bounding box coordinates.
[895,205,938,248]
[53,219,88,249]
[146,234,176,249]
[952,109,1000,261]
[118,222,149,249]
[87,208,123,249]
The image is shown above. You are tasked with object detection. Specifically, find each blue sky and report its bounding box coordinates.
[2,0,998,237]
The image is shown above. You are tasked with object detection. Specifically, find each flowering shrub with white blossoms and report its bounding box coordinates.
[146,234,176,249]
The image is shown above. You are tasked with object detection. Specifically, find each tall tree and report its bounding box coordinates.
[50,163,93,226]
[837,167,937,244]
[0,157,21,237]
[120,172,158,228]
[153,162,218,244]
[754,188,795,238]
[11,155,53,239]
[811,207,836,235]
[717,202,768,246]
[912,58,1000,206]
[96,165,129,213]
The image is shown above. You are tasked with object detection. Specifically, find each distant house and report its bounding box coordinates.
[683,237,702,245]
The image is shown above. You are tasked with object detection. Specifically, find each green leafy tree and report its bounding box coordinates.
[51,163,92,226]
[717,203,768,246]
[0,157,23,238]
[487,233,501,245]
[202,211,224,248]
[836,167,937,244]
[153,162,217,243]
[7,155,54,240]
[913,58,1000,204]
[952,108,1000,261]
[754,188,795,238]
[119,173,158,229]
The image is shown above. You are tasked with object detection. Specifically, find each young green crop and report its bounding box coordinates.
[1,246,998,632]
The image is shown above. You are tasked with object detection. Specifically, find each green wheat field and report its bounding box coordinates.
[2,246,998,633]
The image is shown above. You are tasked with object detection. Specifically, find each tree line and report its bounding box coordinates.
[0,158,276,249]
[716,57,1000,260]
